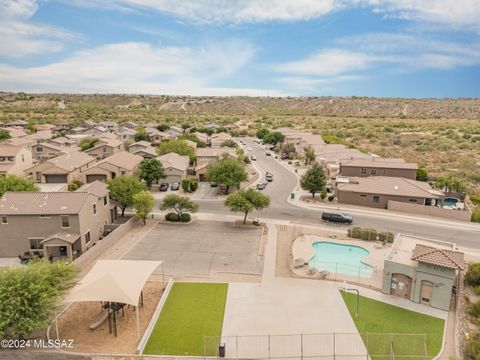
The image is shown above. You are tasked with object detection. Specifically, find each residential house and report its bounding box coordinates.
[84,137,124,160]
[184,139,197,152]
[24,130,54,142]
[210,132,233,148]
[35,124,57,132]
[117,127,136,142]
[128,141,157,158]
[294,134,325,154]
[157,152,189,183]
[0,181,116,260]
[82,120,97,128]
[382,234,464,311]
[31,142,68,161]
[146,127,171,146]
[164,126,183,138]
[195,147,238,181]
[339,158,418,180]
[48,137,77,148]
[193,132,209,144]
[99,121,118,132]
[7,120,28,128]
[336,176,443,209]
[26,151,96,183]
[82,126,109,136]
[81,151,142,183]
[4,127,27,138]
[121,121,138,130]
[0,143,33,176]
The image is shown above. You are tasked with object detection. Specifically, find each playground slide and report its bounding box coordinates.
[89,310,108,330]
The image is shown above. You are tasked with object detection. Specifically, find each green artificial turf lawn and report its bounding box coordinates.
[143,282,228,356]
[341,291,445,359]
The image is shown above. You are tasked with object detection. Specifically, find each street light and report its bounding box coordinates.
[342,282,359,318]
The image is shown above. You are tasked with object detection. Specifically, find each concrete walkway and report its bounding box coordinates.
[262,223,277,282]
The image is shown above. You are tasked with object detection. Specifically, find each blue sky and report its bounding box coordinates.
[0,0,479,97]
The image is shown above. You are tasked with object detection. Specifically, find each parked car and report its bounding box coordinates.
[266,173,273,182]
[256,182,267,190]
[170,182,180,191]
[280,153,288,160]
[159,183,169,191]
[247,147,252,151]
[210,182,218,187]
[265,151,271,156]
[251,155,257,161]
[321,212,353,224]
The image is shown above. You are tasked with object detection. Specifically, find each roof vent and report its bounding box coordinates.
[394,185,399,190]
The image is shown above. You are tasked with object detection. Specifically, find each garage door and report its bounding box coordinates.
[45,174,68,183]
[86,174,108,183]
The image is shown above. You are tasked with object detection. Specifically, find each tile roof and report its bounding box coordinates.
[157,152,189,171]
[0,192,91,215]
[46,151,95,171]
[0,143,22,156]
[337,176,442,198]
[196,147,237,158]
[97,151,142,171]
[78,180,109,197]
[341,158,418,170]
[41,230,81,245]
[129,140,151,148]
[411,244,465,270]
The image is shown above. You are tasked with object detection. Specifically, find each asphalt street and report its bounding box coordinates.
[192,138,480,250]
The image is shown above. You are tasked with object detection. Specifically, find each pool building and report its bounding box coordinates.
[382,235,465,311]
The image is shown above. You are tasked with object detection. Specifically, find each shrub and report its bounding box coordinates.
[474,286,480,296]
[360,228,377,241]
[328,195,335,202]
[386,232,395,243]
[348,227,362,239]
[189,177,198,192]
[320,189,327,200]
[67,180,83,191]
[180,213,191,222]
[465,335,480,360]
[472,207,480,223]
[465,263,480,287]
[165,212,179,222]
[181,178,190,192]
[470,302,480,319]
[377,232,388,242]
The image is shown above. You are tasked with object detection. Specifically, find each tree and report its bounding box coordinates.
[160,194,198,217]
[179,134,206,147]
[221,139,238,148]
[416,167,428,181]
[134,127,150,142]
[263,131,285,145]
[139,158,165,187]
[300,162,327,197]
[107,176,147,216]
[181,123,190,133]
[0,261,77,339]
[224,188,270,224]
[0,174,39,196]
[79,137,98,151]
[206,158,248,194]
[304,146,315,165]
[133,191,154,225]
[157,139,196,164]
[156,123,170,132]
[281,142,296,156]
[433,175,467,193]
[256,128,270,139]
[0,129,11,141]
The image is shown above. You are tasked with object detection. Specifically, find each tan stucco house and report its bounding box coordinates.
[340,158,418,180]
[336,176,443,209]
[0,181,116,261]
[157,152,189,183]
[81,151,142,183]
[84,137,124,160]
[26,150,96,183]
[0,142,34,176]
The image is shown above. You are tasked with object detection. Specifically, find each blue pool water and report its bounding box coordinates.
[443,197,459,206]
[309,242,373,278]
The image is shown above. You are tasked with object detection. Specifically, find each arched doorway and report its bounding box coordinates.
[390,273,413,299]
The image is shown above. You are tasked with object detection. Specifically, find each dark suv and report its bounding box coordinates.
[321,212,353,224]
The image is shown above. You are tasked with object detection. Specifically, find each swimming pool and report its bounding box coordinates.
[443,197,459,207]
[309,242,373,278]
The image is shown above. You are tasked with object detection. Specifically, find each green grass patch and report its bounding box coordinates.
[143,282,228,356]
[340,291,444,359]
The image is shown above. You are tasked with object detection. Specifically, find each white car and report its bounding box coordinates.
[250,155,257,161]
[247,147,252,152]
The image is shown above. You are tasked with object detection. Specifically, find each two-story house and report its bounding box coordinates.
[0,143,34,176]
[31,142,68,161]
[339,158,418,180]
[0,181,116,260]
[84,137,124,160]
[81,151,143,183]
[195,147,238,181]
[26,150,96,183]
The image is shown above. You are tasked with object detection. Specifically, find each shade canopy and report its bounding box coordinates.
[64,260,162,306]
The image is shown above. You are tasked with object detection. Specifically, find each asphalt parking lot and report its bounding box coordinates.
[123,220,264,276]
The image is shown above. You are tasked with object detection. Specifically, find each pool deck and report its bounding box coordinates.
[291,235,389,289]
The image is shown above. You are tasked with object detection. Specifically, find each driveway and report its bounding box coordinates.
[220,278,366,359]
[122,220,263,276]
[191,182,221,200]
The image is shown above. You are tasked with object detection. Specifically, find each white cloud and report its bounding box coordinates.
[79,0,480,30]
[274,49,375,76]
[0,40,285,96]
[0,0,75,58]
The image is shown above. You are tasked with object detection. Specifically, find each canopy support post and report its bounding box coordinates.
[162,262,165,289]
[136,305,140,339]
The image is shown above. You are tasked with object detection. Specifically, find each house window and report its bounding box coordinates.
[21,154,25,162]
[1,216,7,224]
[373,196,380,203]
[103,196,108,206]
[360,194,367,197]
[103,147,107,152]
[39,215,50,219]
[93,204,97,215]
[408,199,418,203]
[85,231,91,244]
[37,147,43,152]
[361,168,366,174]
[370,169,377,175]
[61,215,70,228]
[29,238,43,250]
